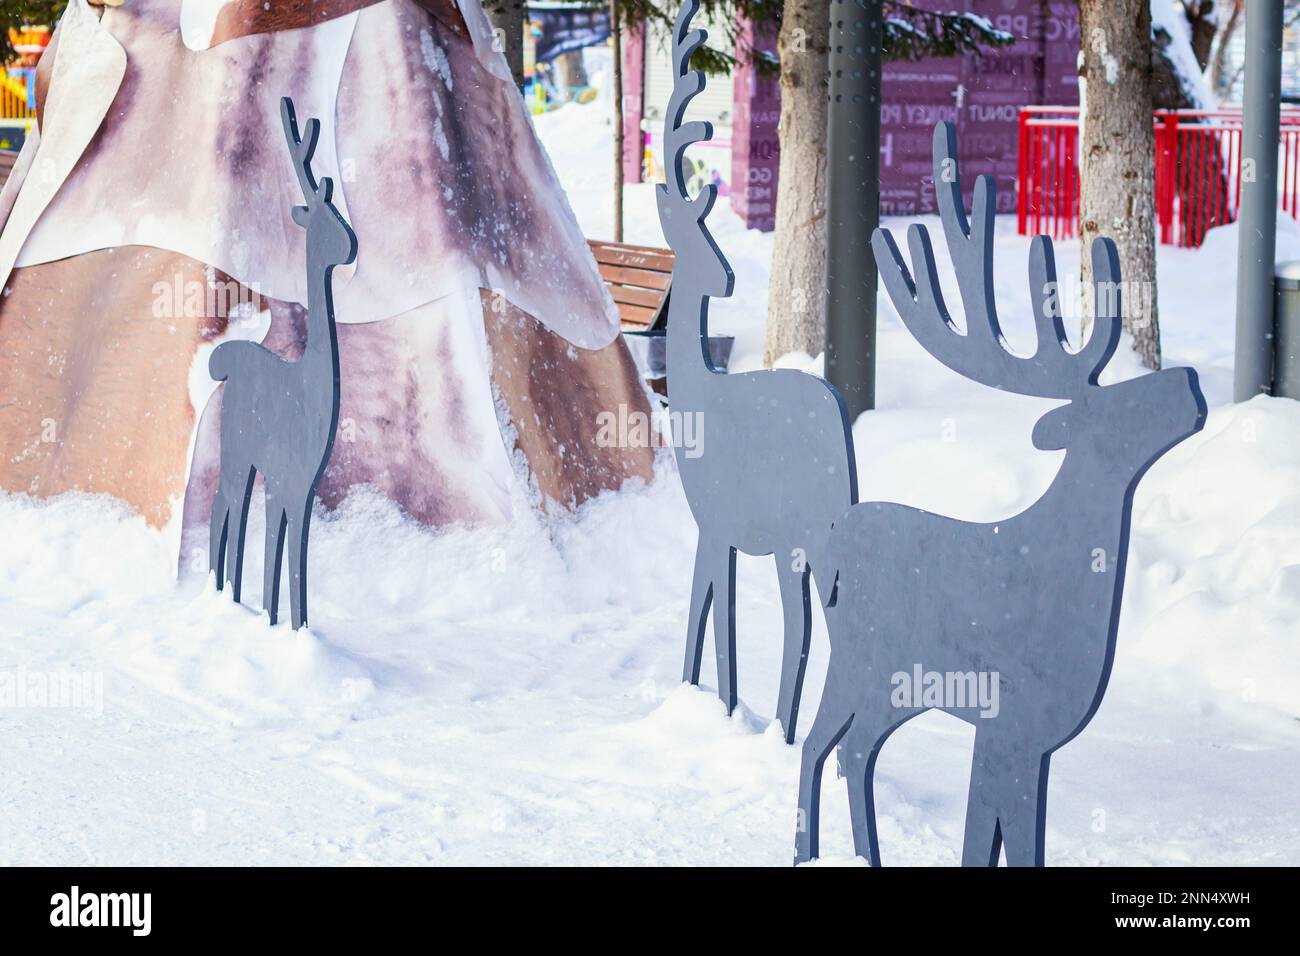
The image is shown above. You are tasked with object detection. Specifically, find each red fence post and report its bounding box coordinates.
[1017,109,1028,236]
[1014,107,1300,248]
[1155,112,1175,246]
[1071,123,1079,238]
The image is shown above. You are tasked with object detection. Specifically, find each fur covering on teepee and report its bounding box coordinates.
[0,0,655,551]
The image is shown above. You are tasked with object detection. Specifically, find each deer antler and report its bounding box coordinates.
[656,0,733,305]
[872,122,1120,398]
[1083,236,1123,381]
[281,96,322,203]
[662,0,714,218]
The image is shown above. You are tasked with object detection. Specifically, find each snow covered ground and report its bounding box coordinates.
[3,96,1300,866]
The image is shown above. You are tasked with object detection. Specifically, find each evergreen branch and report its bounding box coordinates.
[881,3,1015,61]
[1,0,64,65]
[604,0,1014,75]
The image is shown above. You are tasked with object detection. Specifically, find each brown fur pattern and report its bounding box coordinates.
[208,0,467,48]
[0,248,230,526]
[0,247,652,530]
[0,1,650,533]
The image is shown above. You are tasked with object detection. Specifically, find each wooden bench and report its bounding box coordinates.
[0,150,17,192]
[587,239,674,331]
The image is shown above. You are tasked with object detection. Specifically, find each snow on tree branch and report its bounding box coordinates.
[881,4,1014,61]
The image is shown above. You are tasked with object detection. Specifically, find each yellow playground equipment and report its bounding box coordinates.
[3,24,47,135]
[1,72,35,120]
[1,66,37,154]
[3,24,50,129]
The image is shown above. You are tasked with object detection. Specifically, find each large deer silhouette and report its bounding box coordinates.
[208,97,356,630]
[657,0,856,743]
[794,123,1206,866]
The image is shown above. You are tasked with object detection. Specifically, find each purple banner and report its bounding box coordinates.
[731,21,781,231]
[879,0,1080,216]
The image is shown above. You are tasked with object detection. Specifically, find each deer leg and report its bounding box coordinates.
[285,496,314,631]
[794,703,853,865]
[226,466,256,604]
[682,537,714,686]
[262,503,287,626]
[710,544,738,714]
[209,492,229,590]
[839,723,872,863]
[996,753,1050,868]
[961,736,1006,867]
[840,719,895,866]
[774,553,813,744]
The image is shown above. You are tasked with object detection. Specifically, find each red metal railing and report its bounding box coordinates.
[1017,105,1300,248]
[1017,107,1080,241]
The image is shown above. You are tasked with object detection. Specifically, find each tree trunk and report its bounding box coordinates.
[1183,0,1217,70]
[482,0,526,90]
[1211,0,1244,99]
[611,0,624,242]
[555,51,588,92]
[1079,0,1161,369]
[762,0,831,366]
[1153,0,1230,246]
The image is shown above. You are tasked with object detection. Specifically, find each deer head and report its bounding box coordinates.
[281,96,358,271]
[655,0,733,300]
[871,122,1205,474]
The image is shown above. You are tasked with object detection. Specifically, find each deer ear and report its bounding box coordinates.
[1031,403,1073,451]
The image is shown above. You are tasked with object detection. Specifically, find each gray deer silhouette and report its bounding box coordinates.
[793,122,1206,866]
[208,97,357,630]
[657,0,856,743]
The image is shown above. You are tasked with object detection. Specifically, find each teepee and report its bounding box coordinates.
[0,0,654,551]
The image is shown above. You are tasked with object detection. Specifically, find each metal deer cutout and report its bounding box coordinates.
[657,0,856,743]
[208,97,356,630]
[794,122,1207,866]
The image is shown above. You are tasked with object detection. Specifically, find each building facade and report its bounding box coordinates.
[621,0,1081,230]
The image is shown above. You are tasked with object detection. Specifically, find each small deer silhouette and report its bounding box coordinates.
[794,122,1206,866]
[208,97,357,630]
[657,0,856,742]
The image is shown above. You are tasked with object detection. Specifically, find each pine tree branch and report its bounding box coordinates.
[579,1,1014,76]
[880,3,1015,61]
[1,1,64,65]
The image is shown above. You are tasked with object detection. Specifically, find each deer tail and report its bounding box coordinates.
[809,536,841,610]
[209,342,233,382]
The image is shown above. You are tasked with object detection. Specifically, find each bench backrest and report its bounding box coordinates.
[587,239,674,331]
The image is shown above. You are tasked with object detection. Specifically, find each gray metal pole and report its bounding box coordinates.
[1233,0,1284,401]
[824,0,883,419]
